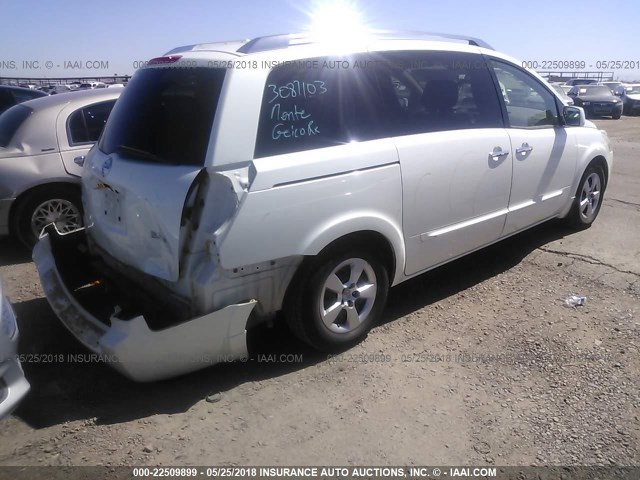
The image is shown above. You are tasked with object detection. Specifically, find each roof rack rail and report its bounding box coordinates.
[237,30,494,54]
[377,30,494,50]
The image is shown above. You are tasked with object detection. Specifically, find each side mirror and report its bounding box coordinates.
[563,105,585,127]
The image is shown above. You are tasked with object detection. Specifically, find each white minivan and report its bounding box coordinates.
[34,32,613,381]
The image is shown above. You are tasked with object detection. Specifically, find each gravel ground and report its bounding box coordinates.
[0,117,638,467]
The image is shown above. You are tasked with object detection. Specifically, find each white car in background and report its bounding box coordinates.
[549,83,574,105]
[0,89,122,247]
[50,85,72,95]
[601,81,624,93]
[0,280,30,420]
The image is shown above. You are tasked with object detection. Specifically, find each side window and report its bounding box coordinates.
[490,60,560,128]
[372,51,504,135]
[67,100,115,145]
[255,57,386,158]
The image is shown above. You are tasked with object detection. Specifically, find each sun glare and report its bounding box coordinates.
[307,1,371,46]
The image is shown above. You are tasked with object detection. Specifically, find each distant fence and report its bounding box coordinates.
[0,75,131,86]
[537,71,615,83]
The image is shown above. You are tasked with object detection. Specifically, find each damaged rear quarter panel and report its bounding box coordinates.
[216,159,405,286]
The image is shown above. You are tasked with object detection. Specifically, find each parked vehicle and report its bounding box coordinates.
[601,81,624,93]
[50,85,72,95]
[34,32,613,382]
[563,78,599,86]
[0,279,30,420]
[550,84,574,105]
[78,82,106,90]
[620,84,640,115]
[0,89,122,247]
[567,85,623,119]
[0,86,47,115]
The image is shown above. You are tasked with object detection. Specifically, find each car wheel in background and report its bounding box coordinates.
[13,186,83,249]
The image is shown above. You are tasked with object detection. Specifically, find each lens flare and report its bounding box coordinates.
[306,1,371,46]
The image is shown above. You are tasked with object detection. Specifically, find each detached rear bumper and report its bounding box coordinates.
[33,231,256,382]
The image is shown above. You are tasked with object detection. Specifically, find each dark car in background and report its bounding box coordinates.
[567,85,623,119]
[619,84,640,115]
[0,86,47,115]
[564,78,599,87]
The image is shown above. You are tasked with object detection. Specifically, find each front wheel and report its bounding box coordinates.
[612,112,621,120]
[286,249,389,352]
[565,165,605,229]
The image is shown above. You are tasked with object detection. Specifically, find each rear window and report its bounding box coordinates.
[0,104,33,147]
[67,100,116,145]
[99,67,226,166]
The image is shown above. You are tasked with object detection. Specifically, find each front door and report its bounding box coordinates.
[489,59,576,235]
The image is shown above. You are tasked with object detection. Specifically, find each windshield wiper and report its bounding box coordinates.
[115,145,170,164]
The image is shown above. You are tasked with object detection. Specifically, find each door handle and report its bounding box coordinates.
[490,148,509,160]
[516,143,533,155]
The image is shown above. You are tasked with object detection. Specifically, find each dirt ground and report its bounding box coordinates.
[0,117,638,468]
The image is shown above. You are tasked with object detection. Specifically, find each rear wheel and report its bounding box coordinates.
[286,248,389,352]
[13,186,83,249]
[565,165,605,229]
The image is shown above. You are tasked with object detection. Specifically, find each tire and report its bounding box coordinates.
[285,248,389,352]
[565,165,605,229]
[13,186,83,249]
[612,112,621,120]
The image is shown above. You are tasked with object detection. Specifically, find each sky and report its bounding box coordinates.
[1,0,639,81]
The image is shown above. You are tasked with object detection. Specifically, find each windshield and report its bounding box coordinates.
[0,104,32,147]
[579,86,612,96]
[99,67,226,166]
[627,86,640,94]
